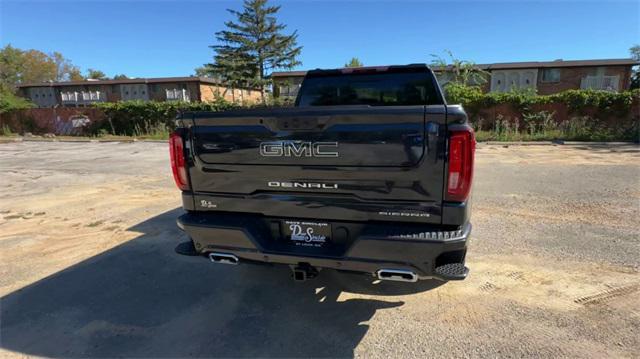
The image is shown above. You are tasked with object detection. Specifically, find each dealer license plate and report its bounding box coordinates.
[282,220,331,247]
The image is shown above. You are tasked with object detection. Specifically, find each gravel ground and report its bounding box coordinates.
[0,141,638,358]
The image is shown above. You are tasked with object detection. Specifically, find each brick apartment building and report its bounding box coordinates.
[271,58,638,100]
[17,77,262,108]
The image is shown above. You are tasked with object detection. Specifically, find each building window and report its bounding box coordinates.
[581,75,620,92]
[490,70,538,93]
[120,84,149,101]
[166,88,190,102]
[541,68,561,83]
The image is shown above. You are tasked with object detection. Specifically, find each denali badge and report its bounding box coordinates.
[260,141,338,157]
[268,181,338,189]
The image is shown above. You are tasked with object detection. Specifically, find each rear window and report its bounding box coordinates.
[296,71,442,107]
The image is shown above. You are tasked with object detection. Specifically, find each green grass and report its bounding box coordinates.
[1,124,16,137]
[474,113,639,142]
[475,130,638,142]
[131,121,171,140]
[136,127,170,140]
[0,134,169,141]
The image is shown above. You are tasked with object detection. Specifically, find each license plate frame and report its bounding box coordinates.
[282,220,331,248]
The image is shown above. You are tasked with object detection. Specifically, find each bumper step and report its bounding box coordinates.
[434,263,469,280]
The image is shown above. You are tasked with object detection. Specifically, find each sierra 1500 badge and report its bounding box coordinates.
[260,141,338,157]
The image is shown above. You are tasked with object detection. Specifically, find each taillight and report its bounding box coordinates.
[169,131,190,191]
[446,128,475,202]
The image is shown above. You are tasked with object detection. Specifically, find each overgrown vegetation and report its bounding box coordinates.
[475,113,639,142]
[430,50,489,86]
[2,89,637,141]
[445,86,640,141]
[430,50,639,142]
[0,86,34,114]
[1,123,15,136]
[445,84,638,114]
[92,99,236,137]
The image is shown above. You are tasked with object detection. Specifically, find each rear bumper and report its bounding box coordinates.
[177,211,471,281]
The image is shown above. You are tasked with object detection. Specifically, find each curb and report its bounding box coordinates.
[3,137,168,144]
[480,141,638,146]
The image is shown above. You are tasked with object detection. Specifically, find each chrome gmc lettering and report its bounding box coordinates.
[260,141,338,157]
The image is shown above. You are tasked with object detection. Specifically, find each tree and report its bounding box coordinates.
[68,68,84,81]
[113,74,129,80]
[210,0,302,103]
[630,45,640,61]
[193,66,212,77]
[86,68,107,80]
[430,50,489,86]
[1,45,84,88]
[20,50,57,84]
[344,57,363,68]
[630,45,640,89]
[0,45,24,89]
[51,51,82,81]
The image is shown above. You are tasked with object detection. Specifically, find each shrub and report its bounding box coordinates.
[445,84,639,141]
[443,83,484,108]
[548,89,636,112]
[0,87,34,114]
[93,99,236,136]
[444,84,638,115]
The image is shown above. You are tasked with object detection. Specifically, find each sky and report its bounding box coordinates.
[1,0,639,78]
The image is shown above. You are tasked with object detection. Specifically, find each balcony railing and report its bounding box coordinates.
[61,91,104,104]
[61,92,79,103]
[580,75,620,92]
[166,89,190,102]
[81,91,103,101]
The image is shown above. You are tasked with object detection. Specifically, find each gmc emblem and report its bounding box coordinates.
[259,141,338,157]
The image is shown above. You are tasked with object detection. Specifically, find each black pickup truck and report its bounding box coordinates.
[172,64,475,282]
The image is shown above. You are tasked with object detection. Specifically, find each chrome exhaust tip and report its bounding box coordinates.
[208,252,239,265]
[376,269,418,283]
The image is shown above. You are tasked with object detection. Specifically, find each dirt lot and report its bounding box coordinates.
[1,141,639,358]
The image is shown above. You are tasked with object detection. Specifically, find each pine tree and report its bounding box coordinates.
[344,57,364,68]
[210,0,302,103]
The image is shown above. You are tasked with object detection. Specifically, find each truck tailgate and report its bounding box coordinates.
[190,106,427,167]
[182,105,447,223]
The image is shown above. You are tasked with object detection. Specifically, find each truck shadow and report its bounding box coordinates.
[1,208,443,358]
